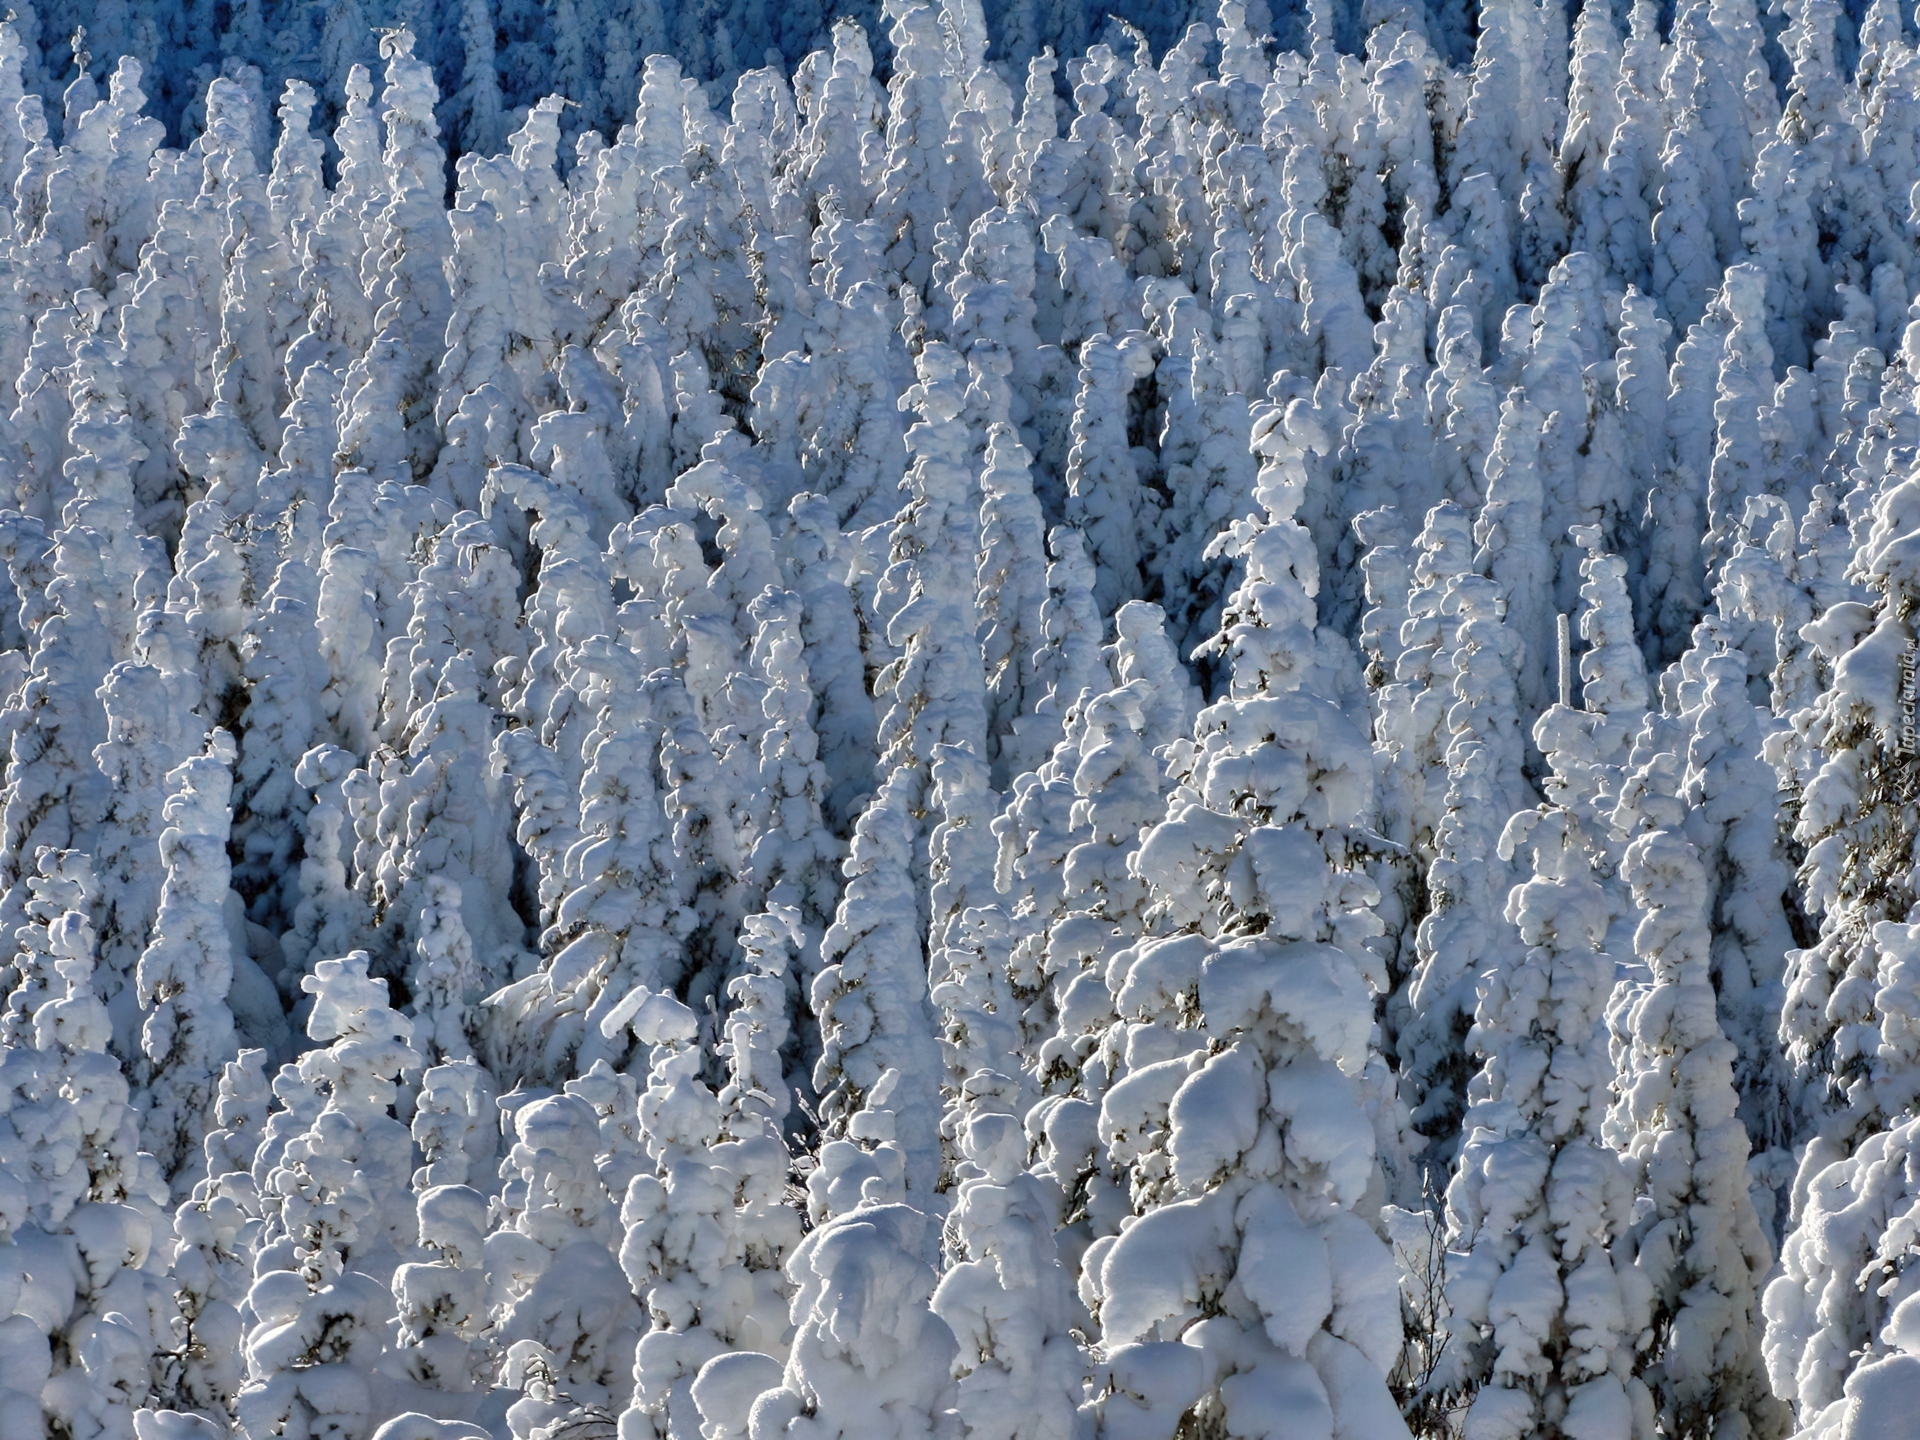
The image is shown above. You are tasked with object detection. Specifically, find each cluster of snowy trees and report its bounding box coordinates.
[4,0,1272,162]
[6,0,1920,1435]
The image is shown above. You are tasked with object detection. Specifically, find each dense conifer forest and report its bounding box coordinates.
[3,0,1919,1435]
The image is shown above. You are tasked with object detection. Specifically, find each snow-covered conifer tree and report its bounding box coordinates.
[615,965,798,1437]
[872,340,990,808]
[1067,346,1411,1440]
[5,848,173,1440]
[932,1052,1088,1440]
[230,554,326,936]
[873,0,955,302]
[745,1201,959,1440]
[1154,325,1260,661]
[486,1082,641,1421]
[811,767,945,1201]
[1605,828,1784,1438]
[157,1047,271,1420]
[236,950,422,1440]
[491,640,686,1084]
[1002,524,1103,783]
[1395,561,1535,1160]
[1437,798,1649,1438]
[1063,331,1158,617]
[975,421,1051,788]
[335,32,451,489]
[135,730,241,1191]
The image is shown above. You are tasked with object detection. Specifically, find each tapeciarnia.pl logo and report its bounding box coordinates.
[1900,641,1917,757]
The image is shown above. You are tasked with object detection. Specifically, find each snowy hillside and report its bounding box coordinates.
[2,0,1920,1436]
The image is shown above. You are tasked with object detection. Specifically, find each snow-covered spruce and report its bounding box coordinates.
[1065,378,1413,1440]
